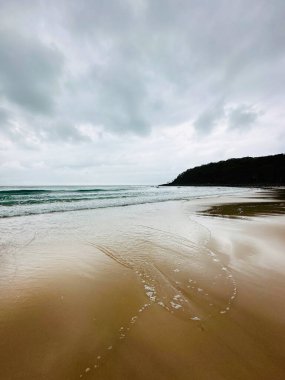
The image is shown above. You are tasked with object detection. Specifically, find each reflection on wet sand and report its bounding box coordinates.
[0,190,285,379]
[199,187,285,218]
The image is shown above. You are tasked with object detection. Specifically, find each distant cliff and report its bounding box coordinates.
[163,154,285,186]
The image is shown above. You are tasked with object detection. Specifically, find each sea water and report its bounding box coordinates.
[0,185,246,218]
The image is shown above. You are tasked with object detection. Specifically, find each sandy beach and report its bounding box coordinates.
[0,189,284,379]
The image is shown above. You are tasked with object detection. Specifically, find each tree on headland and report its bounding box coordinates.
[163,154,285,186]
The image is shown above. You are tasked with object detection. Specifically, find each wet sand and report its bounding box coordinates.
[0,189,285,379]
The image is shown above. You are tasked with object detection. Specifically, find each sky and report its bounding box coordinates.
[0,0,284,185]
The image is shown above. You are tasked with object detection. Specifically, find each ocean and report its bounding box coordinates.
[0,185,247,218]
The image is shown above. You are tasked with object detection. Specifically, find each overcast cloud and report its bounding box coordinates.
[0,0,284,185]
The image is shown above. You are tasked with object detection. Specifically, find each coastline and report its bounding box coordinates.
[0,188,284,379]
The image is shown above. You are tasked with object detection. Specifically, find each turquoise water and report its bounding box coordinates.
[0,185,247,218]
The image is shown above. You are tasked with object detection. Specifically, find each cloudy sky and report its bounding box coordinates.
[0,0,284,185]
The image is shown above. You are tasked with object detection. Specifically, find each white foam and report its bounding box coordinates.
[170,301,182,309]
[144,285,155,291]
[146,291,156,302]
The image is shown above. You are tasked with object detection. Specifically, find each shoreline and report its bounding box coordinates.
[0,185,251,219]
[0,189,284,379]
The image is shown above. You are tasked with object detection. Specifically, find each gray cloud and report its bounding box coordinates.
[40,121,90,143]
[194,102,225,133]
[228,105,260,129]
[65,0,137,36]
[54,0,285,135]
[0,29,63,114]
[194,103,262,133]
[65,48,151,136]
[2,0,284,135]
[0,106,8,127]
